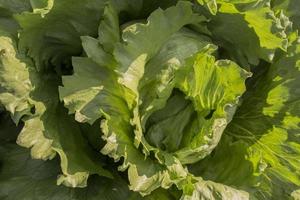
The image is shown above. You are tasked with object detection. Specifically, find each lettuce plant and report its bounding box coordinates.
[0,0,299,199]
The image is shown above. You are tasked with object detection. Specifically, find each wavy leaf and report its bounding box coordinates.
[0,21,111,188]
[190,41,300,199]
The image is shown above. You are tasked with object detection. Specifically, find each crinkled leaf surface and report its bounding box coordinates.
[0,18,111,188]
[15,0,179,72]
[272,0,300,30]
[0,144,140,200]
[0,34,33,123]
[179,177,249,200]
[0,112,176,200]
[15,0,107,71]
[60,1,249,196]
[1,0,299,199]
[189,41,300,199]
[201,1,289,67]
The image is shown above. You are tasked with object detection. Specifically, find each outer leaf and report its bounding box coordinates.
[179,177,249,200]
[0,0,34,122]
[292,190,300,200]
[0,24,111,188]
[15,0,107,71]
[272,0,300,30]
[190,41,300,199]
[30,0,54,15]
[197,0,218,15]
[205,2,289,66]
[0,143,143,200]
[0,34,33,123]
[0,0,31,14]
[14,0,179,72]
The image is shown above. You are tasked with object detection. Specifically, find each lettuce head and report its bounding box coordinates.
[0,0,299,199]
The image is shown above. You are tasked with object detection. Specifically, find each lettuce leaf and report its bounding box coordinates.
[60,1,250,196]
[0,143,138,200]
[272,0,300,30]
[15,0,107,72]
[0,9,111,188]
[197,1,289,67]
[189,38,300,199]
[1,0,299,199]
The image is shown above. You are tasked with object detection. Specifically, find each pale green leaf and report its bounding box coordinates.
[190,41,300,199]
